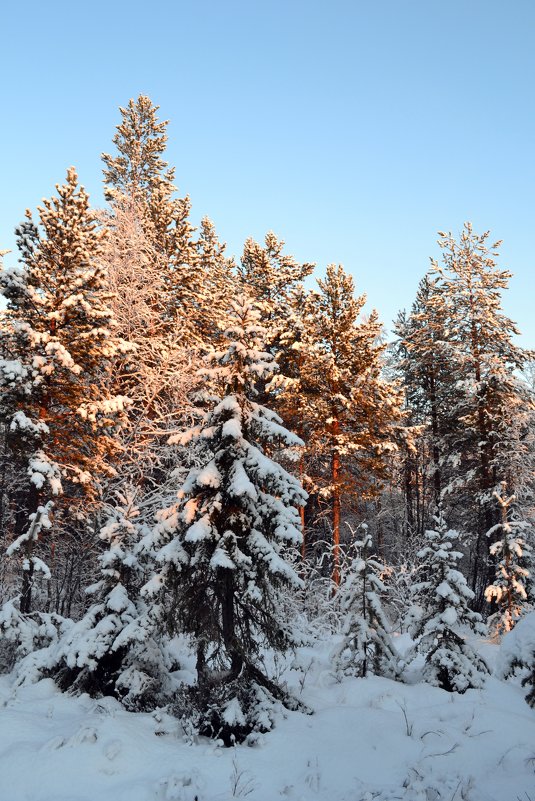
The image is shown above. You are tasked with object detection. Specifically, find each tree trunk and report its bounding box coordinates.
[19,483,42,614]
[221,568,243,679]
[331,418,341,588]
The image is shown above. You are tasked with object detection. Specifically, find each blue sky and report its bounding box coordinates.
[1,0,534,346]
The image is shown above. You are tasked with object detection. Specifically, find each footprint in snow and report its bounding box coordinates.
[66,726,98,746]
[104,739,122,761]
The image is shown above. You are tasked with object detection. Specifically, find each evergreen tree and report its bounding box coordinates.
[193,216,238,348]
[238,232,314,434]
[335,527,398,679]
[45,492,172,709]
[238,231,314,354]
[394,274,452,536]
[485,484,533,635]
[431,224,532,603]
[407,512,489,692]
[395,225,533,608]
[0,168,129,614]
[145,296,307,742]
[288,265,404,585]
[497,611,535,708]
[100,98,238,584]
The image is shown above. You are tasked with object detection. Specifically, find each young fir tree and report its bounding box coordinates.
[287,265,404,585]
[144,296,307,743]
[497,611,535,708]
[43,491,173,709]
[0,168,129,616]
[407,511,489,692]
[485,484,533,635]
[334,527,398,679]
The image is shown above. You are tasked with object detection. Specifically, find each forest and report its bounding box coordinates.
[0,96,534,770]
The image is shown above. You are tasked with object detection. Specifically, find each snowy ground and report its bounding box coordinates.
[0,638,534,801]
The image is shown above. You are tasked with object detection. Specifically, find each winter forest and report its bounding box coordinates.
[1,96,535,801]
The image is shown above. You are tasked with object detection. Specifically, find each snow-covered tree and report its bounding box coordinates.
[238,231,313,352]
[394,225,533,608]
[0,168,130,615]
[145,296,307,742]
[283,264,404,584]
[100,99,235,526]
[99,193,196,490]
[432,225,532,603]
[407,512,489,692]
[497,610,535,708]
[485,484,533,635]
[44,491,173,709]
[334,527,398,679]
[193,216,238,349]
[393,274,452,536]
[102,95,198,338]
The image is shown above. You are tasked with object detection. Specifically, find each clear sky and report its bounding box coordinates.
[1,0,534,346]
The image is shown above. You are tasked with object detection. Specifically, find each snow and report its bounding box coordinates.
[1,637,534,801]
[440,607,458,626]
[209,547,236,570]
[496,611,535,676]
[196,462,221,488]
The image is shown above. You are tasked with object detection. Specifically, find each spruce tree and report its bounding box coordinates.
[431,224,532,603]
[407,511,489,692]
[335,528,398,679]
[394,274,452,535]
[145,296,307,742]
[394,225,533,608]
[497,611,535,708]
[45,492,172,709]
[485,484,533,635]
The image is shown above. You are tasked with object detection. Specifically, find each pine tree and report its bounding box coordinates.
[100,98,236,557]
[238,231,314,350]
[145,296,307,742]
[485,484,533,635]
[407,511,489,692]
[335,527,398,679]
[0,168,129,615]
[288,265,404,585]
[238,232,314,409]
